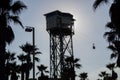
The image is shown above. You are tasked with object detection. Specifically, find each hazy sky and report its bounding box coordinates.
[6,0,120,80]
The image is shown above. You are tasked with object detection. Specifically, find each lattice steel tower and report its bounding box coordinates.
[44,10,75,80]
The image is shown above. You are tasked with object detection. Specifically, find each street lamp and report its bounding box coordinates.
[25,26,35,80]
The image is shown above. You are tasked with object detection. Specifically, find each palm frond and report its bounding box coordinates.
[35,51,42,55]
[111,53,118,59]
[37,64,47,71]
[74,58,80,63]
[9,15,24,28]
[113,40,120,49]
[99,74,103,77]
[5,50,16,61]
[17,54,26,61]
[104,31,116,37]
[106,63,115,70]
[107,45,116,51]
[99,71,106,77]
[36,72,40,76]
[11,1,27,15]
[105,22,115,29]
[79,72,88,79]
[35,57,40,62]
[104,31,116,42]
[10,53,16,60]
[20,43,33,53]
[75,63,81,69]
[45,71,49,73]
[93,0,109,10]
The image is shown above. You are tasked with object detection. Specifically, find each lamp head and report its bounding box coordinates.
[25,26,34,32]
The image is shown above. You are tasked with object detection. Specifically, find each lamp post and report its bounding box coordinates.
[25,26,35,80]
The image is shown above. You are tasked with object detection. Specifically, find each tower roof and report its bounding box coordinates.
[44,10,73,17]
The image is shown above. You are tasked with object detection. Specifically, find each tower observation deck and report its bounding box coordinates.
[44,10,75,80]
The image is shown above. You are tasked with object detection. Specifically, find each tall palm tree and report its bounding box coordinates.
[0,0,27,80]
[20,43,33,80]
[93,0,120,68]
[20,43,41,80]
[79,72,88,80]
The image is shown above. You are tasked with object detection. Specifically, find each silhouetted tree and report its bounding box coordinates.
[20,43,41,80]
[20,43,32,80]
[10,62,20,80]
[93,0,120,68]
[98,71,111,80]
[5,51,16,80]
[0,0,27,80]
[79,72,88,80]
[65,56,81,69]
[99,71,106,80]
[63,56,81,80]
[104,21,120,68]
[37,64,49,80]
[106,63,118,80]
[17,54,26,80]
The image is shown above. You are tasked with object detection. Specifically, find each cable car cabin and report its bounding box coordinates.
[44,10,75,35]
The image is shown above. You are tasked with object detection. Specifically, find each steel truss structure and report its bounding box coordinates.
[49,30,75,80]
[45,10,75,80]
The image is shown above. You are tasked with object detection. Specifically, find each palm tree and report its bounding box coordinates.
[104,22,120,67]
[98,71,111,80]
[64,56,81,80]
[5,51,16,64]
[0,0,27,80]
[20,43,32,80]
[37,64,49,77]
[106,63,118,80]
[17,54,26,80]
[5,51,16,80]
[93,0,120,68]
[20,43,41,80]
[37,64,49,80]
[10,62,20,80]
[79,72,88,80]
[106,63,115,71]
[65,56,81,69]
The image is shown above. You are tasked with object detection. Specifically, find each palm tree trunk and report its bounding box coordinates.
[21,63,24,80]
[26,55,30,80]
[0,15,7,80]
[0,39,6,80]
[25,70,29,80]
[21,71,24,80]
[117,54,120,67]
